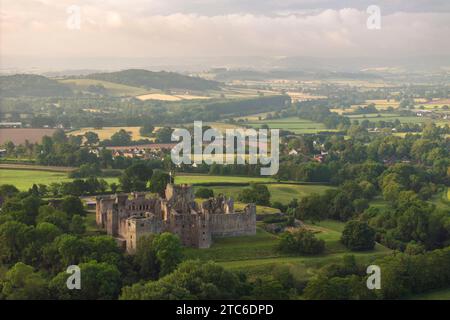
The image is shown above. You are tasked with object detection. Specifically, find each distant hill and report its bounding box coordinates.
[0,74,73,97]
[86,69,221,91]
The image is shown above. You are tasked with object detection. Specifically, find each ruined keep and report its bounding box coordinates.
[95,184,256,253]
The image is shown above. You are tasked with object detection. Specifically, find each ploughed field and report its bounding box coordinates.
[0,128,57,145]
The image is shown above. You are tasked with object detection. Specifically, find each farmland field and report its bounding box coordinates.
[136,93,210,101]
[0,128,56,145]
[0,169,274,191]
[346,113,449,126]
[246,117,336,134]
[68,126,151,141]
[174,174,275,185]
[0,169,118,190]
[59,78,150,96]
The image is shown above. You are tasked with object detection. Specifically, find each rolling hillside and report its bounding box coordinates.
[85,69,221,91]
[0,74,73,97]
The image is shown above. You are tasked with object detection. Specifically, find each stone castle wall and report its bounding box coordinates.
[126,213,163,253]
[209,204,256,237]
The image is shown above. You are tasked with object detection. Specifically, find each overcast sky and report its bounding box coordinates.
[1,0,450,64]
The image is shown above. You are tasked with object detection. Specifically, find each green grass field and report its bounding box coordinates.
[185,219,391,281]
[184,227,281,262]
[0,169,277,191]
[210,184,332,205]
[346,113,449,127]
[0,169,118,190]
[245,117,335,134]
[0,169,73,190]
[174,174,276,185]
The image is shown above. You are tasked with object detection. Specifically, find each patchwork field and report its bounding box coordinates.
[287,92,327,102]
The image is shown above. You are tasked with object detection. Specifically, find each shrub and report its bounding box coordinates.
[195,188,214,199]
[278,229,325,255]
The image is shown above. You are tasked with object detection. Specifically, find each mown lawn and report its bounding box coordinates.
[184,227,281,262]
[0,169,72,190]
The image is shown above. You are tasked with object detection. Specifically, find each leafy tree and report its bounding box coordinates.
[36,206,70,232]
[35,222,62,245]
[134,234,159,280]
[20,195,41,225]
[303,274,372,300]
[238,184,270,206]
[0,184,19,199]
[121,260,247,300]
[152,233,184,276]
[119,163,153,192]
[149,170,170,196]
[110,129,132,146]
[0,221,34,264]
[84,236,123,265]
[84,131,99,146]
[1,263,48,300]
[52,234,89,267]
[69,215,86,235]
[139,123,155,137]
[341,220,375,251]
[155,127,173,143]
[61,196,85,217]
[295,193,327,222]
[49,260,121,300]
[250,277,291,299]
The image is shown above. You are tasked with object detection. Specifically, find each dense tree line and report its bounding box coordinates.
[302,248,450,300]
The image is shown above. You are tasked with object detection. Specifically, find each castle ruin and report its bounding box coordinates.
[95,184,256,253]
